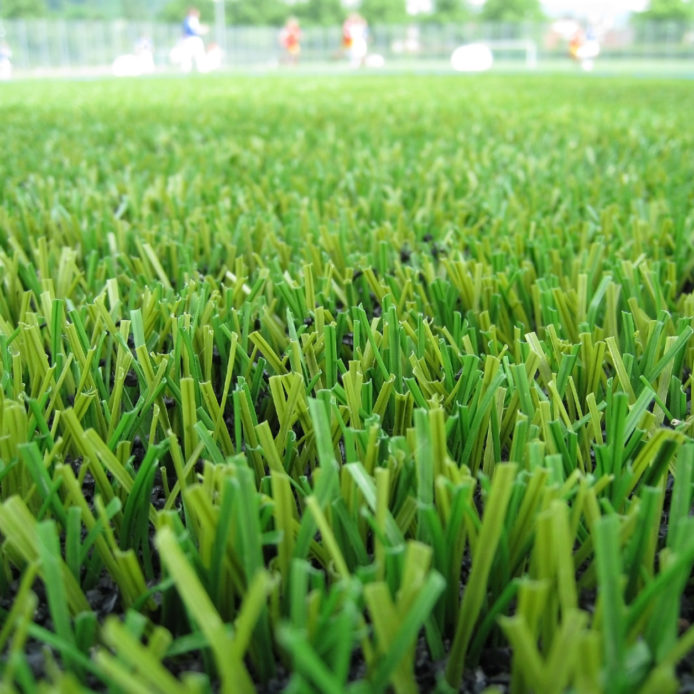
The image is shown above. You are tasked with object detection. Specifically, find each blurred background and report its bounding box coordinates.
[0,0,692,77]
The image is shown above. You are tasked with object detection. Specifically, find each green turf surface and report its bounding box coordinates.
[1,74,694,693]
[10,57,694,81]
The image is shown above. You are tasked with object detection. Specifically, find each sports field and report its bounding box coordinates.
[1,74,694,692]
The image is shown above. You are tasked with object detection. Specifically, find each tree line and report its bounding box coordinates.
[1,0,692,27]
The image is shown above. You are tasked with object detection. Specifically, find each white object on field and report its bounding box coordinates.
[205,43,223,72]
[450,43,494,73]
[112,52,155,77]
[577,39,600,60]
[365,53,385,68]
[171,36,208,73]
[170,39,222,73]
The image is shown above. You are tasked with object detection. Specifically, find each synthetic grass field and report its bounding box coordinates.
[1,74,694,693]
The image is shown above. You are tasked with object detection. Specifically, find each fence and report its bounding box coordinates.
[1,18,693,74]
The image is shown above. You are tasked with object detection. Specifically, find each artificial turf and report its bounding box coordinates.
[1,73,694,693]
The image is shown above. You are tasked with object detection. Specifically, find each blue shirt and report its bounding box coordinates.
[183,16,201,37]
